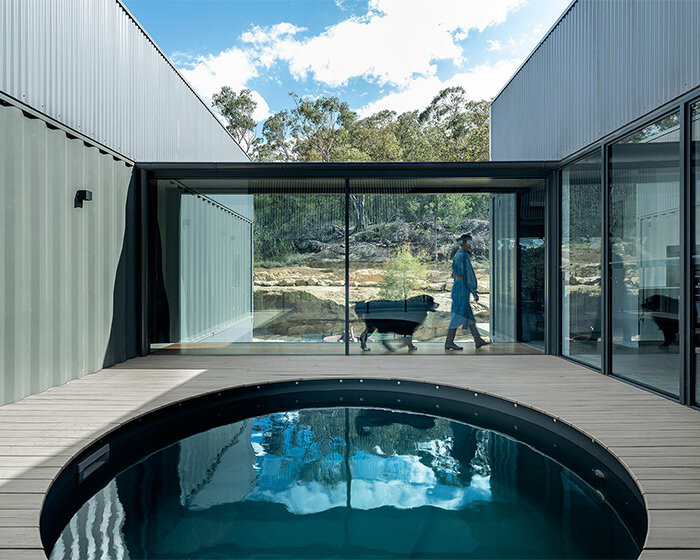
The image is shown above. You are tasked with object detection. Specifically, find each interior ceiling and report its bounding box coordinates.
[173,176,546,194]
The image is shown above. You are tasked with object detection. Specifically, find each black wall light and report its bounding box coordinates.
[74,189,93,208]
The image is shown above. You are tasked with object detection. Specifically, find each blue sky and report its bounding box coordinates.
[123,0,571,122]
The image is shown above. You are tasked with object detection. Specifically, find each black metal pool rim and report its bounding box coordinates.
[40,378,647,556]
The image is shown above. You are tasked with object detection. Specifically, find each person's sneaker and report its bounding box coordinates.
[445,342,463,351]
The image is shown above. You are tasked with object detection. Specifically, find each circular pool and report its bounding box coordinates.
[41,380,646,559]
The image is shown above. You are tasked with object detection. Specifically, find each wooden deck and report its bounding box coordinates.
[0,354,698,559]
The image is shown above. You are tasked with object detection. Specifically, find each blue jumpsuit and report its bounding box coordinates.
[448,249,478,329]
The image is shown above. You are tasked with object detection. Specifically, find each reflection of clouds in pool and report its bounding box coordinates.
[186,442,491,514]
[177,408,492,514]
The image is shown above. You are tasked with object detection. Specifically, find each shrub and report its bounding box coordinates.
[378,244,428,300]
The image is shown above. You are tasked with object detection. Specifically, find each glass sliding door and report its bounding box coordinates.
[490,194,517,343]
[609,113,680,396]
[561,153,602,368]
[693,101,700,405]
[148,172,549,357]
[347,179,494,354]
[518,185,546,349]
[151,179,346,355]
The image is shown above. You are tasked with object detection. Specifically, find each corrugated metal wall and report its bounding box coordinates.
[490,0,700,161]
[489,194,517,341]
[0,0,247,163]
[155,183,253,344]
[0,103,138,405]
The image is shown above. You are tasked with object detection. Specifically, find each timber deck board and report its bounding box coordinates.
[0,354,698,558]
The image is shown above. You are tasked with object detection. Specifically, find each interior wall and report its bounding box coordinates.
[490,193,517,342]
[153,182,253,345]
[0,103,138,405]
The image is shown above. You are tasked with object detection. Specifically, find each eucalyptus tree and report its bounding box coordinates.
[211,87,259,157]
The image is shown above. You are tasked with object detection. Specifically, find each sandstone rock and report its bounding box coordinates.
[295,278,308,286]
[358,281,378,287]
[332,280,345,287]
[295,239,324,253]
[308,277,320,286]
[319,280,332,287]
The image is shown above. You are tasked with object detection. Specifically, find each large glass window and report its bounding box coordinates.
[347,182,497,354]
[151,179,346,355]
[518,185,546,349]
[561,153,602,368]
[149,176,546,356]
[609,113,680,396]
[693,101,700,405]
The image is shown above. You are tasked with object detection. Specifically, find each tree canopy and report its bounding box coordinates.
[214,86,490,164]
[213,86,492,257]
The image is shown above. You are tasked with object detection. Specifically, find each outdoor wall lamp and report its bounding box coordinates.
[74,189,93,208]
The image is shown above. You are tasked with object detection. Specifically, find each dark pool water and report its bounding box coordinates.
[50,407,639,559]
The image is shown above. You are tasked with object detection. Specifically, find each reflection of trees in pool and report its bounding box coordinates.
[51,408,641,560]
[254,408,491,489]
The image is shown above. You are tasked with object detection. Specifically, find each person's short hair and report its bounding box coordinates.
[456,233,473,243]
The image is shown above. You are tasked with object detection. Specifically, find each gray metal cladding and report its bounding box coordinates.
[489,193,517,342]
[490,0,700,161]
[178,193,253,342]
[0,0,247,162]
[0,104,136,405]
[156,183,253,344]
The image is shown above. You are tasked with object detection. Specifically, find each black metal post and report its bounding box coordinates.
[601,145,611,376]
[545,170,561,356]
[515,192,522,343]
[345,178,350,356]
[680,101,693,405]
[138,168,150,357]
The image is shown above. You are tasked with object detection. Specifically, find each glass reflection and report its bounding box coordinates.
[347,186,493,353]
[51,408,639,559]
[561,153,602,368]
[609,113,680,396]
[151,181,347,354]
[693,101,700,405]
[519,186,546,348]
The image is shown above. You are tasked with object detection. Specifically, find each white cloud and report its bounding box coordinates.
[173,0,526,122]
[240,22,306,45]
[357,58,522,116]
[177,47,271,121]
[245,0,525,87]
[486,39,503,51]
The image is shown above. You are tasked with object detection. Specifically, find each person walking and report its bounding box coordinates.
[445,233,489,351]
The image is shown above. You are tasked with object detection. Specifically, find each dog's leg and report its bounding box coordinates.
[406,335,417,352]
[361,324,374,351]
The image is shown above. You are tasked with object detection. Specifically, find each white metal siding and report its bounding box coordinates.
[0,0,247,162]
[491,0,700,161]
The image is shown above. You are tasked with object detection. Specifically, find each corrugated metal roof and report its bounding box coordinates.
[0,0,248,163]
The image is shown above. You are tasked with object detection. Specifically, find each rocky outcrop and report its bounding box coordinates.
[291,218,490,264]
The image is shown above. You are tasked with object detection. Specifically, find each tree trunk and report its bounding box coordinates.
[350,194,365,232]
[434,195,439,261]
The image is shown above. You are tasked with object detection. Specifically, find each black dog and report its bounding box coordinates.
[641,294,679,346]
[354,295,438,352]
